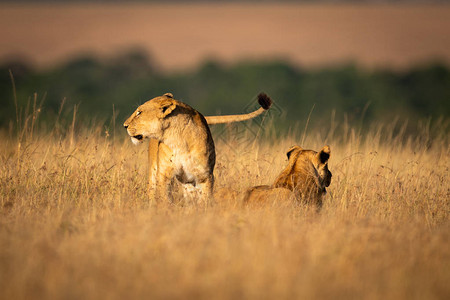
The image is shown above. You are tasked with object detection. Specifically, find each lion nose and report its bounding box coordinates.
[123,124,128,129]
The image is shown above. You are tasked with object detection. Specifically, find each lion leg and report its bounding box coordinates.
[155,143,176,204]
[197,176,214,207]
[154,168,175,204]
[147,138,160,200]
[147,139,176,204]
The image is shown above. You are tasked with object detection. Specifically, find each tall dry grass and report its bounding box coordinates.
[0,110,448,300]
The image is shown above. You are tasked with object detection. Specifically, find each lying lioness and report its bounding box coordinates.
[245,145,332,208]
[124,92,271,204]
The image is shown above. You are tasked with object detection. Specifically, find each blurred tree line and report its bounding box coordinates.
[1,50,449,136]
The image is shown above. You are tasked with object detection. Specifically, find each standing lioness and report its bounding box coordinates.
[124,92,271,204]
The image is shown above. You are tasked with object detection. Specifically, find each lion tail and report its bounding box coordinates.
[205,93,272,125]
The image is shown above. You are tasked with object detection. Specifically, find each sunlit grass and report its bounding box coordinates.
[0,114,448,299]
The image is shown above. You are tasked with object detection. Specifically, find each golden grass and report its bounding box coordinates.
[0,120,449,300]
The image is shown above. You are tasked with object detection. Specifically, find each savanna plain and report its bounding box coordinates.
[0,113,449,300]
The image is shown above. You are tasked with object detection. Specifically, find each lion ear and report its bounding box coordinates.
[286,145,302,159]
[318,145,331,163]
[158,100,177,118]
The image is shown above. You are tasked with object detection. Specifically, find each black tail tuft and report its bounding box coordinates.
[257,93,272,110]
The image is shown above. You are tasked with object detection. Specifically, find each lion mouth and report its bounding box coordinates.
[133,134,143,140]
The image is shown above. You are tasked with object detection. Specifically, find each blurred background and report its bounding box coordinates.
[1,0,449,136]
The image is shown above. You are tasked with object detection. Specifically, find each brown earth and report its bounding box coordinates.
[1,3,450,70]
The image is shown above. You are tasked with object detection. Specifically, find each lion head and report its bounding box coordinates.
[123,93,177,145]
[273,145,332,205]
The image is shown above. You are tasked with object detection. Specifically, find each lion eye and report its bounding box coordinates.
[136,111,141,116]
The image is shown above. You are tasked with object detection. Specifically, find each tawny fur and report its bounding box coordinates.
[245,145,332,208]
[123,92,272,204]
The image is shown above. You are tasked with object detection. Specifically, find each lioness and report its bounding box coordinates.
[245,145,332,208]
[124,92,272,204]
